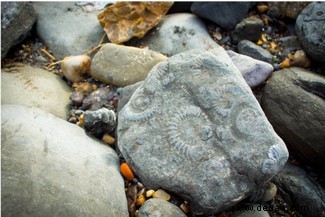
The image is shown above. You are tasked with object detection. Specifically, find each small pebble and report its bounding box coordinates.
[260,182,277,202]
[257,4,269,13]
[180,202,190,213]
[61,55,91,82]
[280,58,291,68]
[70,91,84,107]
[292,50,311,68]
[136,194,146,206]
[146,190,155,198]
[153,189,170,201]
[68,116,78,124]
[74,82,93,94]
[101,134,115,145]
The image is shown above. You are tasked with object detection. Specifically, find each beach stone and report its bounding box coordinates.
[272,163,325,217]
[191,2,252,30]
[227,50,273,88]
[80,87,112,111]
[117,48,289,215]
[268,2,309,19]
[32,2,104,59]
[238,40,273,64]
[295,2,325,63]
[1,2,37,60]
[127,13,220,57]
[117,81,143,113]
[231,17,263,44]
[138,198,187,217]
[1,63,71,120]
[261,67,325,170]
[91,43,167,86]
[1,104,128,217]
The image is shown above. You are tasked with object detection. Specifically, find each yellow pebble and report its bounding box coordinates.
[136,195,146,206]
[180,202,190,213]
[257,39,263,46]
[146,189,155,198]
[280,58,291,69]
[153,189,170,201]
[102,134,115,145]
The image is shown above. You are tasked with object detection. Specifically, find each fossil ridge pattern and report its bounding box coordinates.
[117,48,289,215]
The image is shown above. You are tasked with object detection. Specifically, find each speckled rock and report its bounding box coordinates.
[80,87,112,111]
[227,50,273,88]
[295,2,325,63]
[231,17,263,44]
[91,43,167,86]
[238,40,273,64]
[1,2,37,60]
[1,63,71,120]
[261,67,325,170]
[127,13,220,57]
[138,198,187,217]
[1,104,128,217]
[118,48,288,215]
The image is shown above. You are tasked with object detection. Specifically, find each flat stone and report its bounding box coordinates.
[272,163,325,217]
[32,2,104,59]
[1,104,128,217]
[1,2,37,60]
[231,17,263,44]
[227,50,273,88]
[238,40,273,64]
[295,2,325,63]
[91,43,167,86]
[1,63,71,120]
[138,198,187,217]
[127,13,220,57]
[261,67,325,170]
[117,48,288,215]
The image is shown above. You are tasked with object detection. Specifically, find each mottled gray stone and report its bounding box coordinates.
[1,2,37,60]
[272,163,325,217]
[295,2,325,63]
[32,2,104,59]
[127,13,220,57]
[227,50,273,88]
[231,17,263,44]
[138,198,187,217]
[1,63,71,120]
[1,104,128,217]
[117,48,288,215]
[238,40,273,64]
[261,67,325,170]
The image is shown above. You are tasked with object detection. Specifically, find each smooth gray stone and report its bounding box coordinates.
[1,2,37,60]
[261,67,325,170]
[118,48,288,215]
[238,40,273,64]
[138,198,187,217]
[1,104,128,217]
[295,2,325,63]
[231,17,263,44]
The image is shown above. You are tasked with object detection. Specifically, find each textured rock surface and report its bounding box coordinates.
[91,43,167,86]
[97,2,173,44]
[191,2,252,30]
[231,17,263,44]
[268,2,309,19]
[32,2,104,59]
[261,67,325,170]
[127,13,220,57]
[1,104,128,217]
[138,198,187,217]
[272,163,325,217]
[238,40,273,64]
[118,48,288,215]
[227,50,273,88]
[1,63,71,120]
[1,2,37,60]
[117,81,143,113]
[80,87,112,111]
[295,2,325,63]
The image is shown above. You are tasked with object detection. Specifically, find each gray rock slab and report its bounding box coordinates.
[272,163,325,217]
[227,50,273,88]
[91,43,167,86]
[117,48,288,215]
[1,104,128,217]
[1,63,71,120]
[261,67,325,170]
[238,40,273,64]
[1,2,37,60]
[138,198,187,217]
[295,2,325,63]
[231,17,263,44]
[127,13,220,57]
[32,2,104,59]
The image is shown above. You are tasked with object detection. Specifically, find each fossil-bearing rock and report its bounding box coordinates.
[117,48,288,215]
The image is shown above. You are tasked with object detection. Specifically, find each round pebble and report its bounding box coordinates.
[70,91,84,107]
[260,182,277,202]
[153,189,171,201]
[101,134,115,145]
[146,190,155,198]
[292,50,311,68]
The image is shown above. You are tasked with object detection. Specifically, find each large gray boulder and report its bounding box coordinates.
[295,2,325,63]
[1,104,128,217]
[32,2,104,59]
[117,48,288,215]
[127,13,220,57]
[261,67,325,170]
[1,63,71,120]
[1,2,37,60]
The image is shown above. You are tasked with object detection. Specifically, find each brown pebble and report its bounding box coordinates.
[102,134,115,145]
[257,4,269,13]
[75,82,93,94]
[280,58,291,68]
[153,189,170,201]
[180,202,190,213]
[292,50,311,68]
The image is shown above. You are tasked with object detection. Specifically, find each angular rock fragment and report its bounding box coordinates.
[118,48,288,215]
